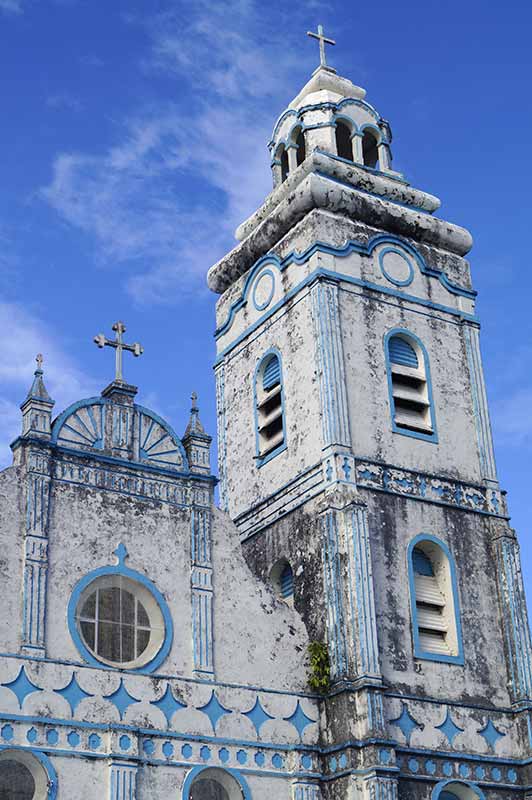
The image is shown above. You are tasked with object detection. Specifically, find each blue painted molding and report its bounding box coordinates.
[67,545,173,674]
[379,246,415,287]
[384,328,438,444]
[214,364,228,511]
[463,324,498,482]
[251,267,276,311]
[51,397,190,473]
[253,347,287,468]
[181,764,252,800]
[310,281,351,450]
[407,534,464,666]
[432,779,485,800]
[214,234,476,342]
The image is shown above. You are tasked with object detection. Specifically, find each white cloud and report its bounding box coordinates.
[41,1,317,305]
[492,386,532,449]
[0,0,23,13]
[0,300,98,468]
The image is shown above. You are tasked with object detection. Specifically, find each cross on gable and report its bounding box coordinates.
[93,321,143,383]
[307,24,336,70]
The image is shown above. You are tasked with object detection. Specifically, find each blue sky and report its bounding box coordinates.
[1,0,531,602]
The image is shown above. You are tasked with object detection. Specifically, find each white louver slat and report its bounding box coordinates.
[415,575,445,606]
[419,632,450,654]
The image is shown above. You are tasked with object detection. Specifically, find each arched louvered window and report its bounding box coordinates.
[434,782,485,800]
[270,558,294,603]
[294,127,306,166]
[276,144,289,182]
[335,120,354,161]
[408,535,463,664]
[385,330,437,442]
[362,129,379,168]
[255,351,286,464]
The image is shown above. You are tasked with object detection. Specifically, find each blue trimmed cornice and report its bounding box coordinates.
[215,234,476,343]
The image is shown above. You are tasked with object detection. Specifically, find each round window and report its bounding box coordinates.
[75,574,165,669]
[0,751,51,800]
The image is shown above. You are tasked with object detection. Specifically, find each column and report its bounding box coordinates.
[190,506,214,677]
[292,782,321,800]
[21,449,52,657]
[463,322,498,484]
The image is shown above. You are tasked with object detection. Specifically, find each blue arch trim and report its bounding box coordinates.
[181,765,252,800]
[215,234,476,340]
[253,347,287,468]
[432,780,485,800]
[51,397,189,471]
[384,327,438,444]
[67,548,174,674]
[407,534,465,666]
[0,748,58,799]
[269,97,380,146]
[360,122,383,143]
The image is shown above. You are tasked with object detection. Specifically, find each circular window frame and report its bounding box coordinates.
[68,562,173,673]
[183,767,250,800]
[0,749,57,800]
[378,246,415,287]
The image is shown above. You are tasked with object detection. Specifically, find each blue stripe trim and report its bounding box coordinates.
[215,233,476,342]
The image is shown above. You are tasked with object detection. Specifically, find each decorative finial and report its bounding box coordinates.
[307,24,336,70]
[35,353,43,371]
[113,543,128,566]
[191,391,198,411]
[93,321,143,383]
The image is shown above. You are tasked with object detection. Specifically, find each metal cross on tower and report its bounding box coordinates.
[307,24,336,69]
[93,321,143,383]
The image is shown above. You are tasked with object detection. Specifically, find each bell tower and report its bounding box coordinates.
[209,30,532,800]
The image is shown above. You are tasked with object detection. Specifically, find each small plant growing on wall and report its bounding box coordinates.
[307,641,330,694]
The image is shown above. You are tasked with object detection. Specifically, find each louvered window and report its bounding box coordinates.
[388,334,434,436]
[280,563,294,599]
[256,353,285,459]
[409,538,463,663]
[412,547,449,655]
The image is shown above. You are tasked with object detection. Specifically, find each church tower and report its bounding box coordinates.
[210,29,532,800]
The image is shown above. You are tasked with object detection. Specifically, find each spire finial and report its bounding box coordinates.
[35,353,43,372]
[307,24,336,71]
[191,391,198,411]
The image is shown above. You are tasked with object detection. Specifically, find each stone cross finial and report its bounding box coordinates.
[191,391,198,411]
[93,321,143,383]
[307,24,336,69]
[36,353,43,371]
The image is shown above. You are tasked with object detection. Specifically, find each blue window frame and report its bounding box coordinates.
[407,534,464,665]
[254,349,287,467]
[384,328,438,443]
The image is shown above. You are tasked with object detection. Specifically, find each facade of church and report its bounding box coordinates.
[0,43,531,800]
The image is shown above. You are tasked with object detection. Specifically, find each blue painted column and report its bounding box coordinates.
[463,323,498,484]
[310,279,351,452]
[292,781,321,800]
[493,526,532,702]
[190,506,214,677]
[364,775,398,800]
[319,488,381,685]
[21,449,52,657]
[214,364,228,512]
[109,761,137,800]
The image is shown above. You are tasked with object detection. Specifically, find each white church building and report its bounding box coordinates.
[0,27,531,800]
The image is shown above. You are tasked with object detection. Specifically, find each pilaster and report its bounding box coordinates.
[292,781,321,800]
[215,364,228,512]
[310,279,351,455]
[190,505,214,678]
[463,322,498,485]
[109,761,137,800]
[491,521,532,703]
[318,487,381,685]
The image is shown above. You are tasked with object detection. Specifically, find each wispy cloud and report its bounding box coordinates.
[42,0,317,305]
[0,0,23,13]
[0,300,98,467]
[46,92,83,112]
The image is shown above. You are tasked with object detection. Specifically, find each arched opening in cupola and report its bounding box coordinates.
[278,145,289,182]
[335,120,353,161]
[362,129,379,168]
[294,127,306,166]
